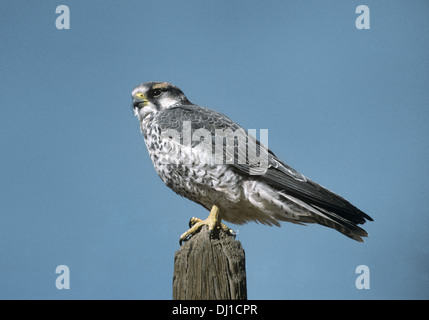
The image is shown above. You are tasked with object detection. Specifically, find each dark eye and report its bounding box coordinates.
[152,89,163,97]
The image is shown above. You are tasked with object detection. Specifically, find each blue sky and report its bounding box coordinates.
[1,0,428,299]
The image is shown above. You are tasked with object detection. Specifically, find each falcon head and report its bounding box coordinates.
[132,82,191,122]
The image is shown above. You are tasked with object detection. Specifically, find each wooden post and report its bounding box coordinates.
[173,225,247,300]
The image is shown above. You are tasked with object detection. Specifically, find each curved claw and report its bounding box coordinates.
[188,217,202,228]
[179,205,235,246]
[179,237,186,246]
[226,228,236,238]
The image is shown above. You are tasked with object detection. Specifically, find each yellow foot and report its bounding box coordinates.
[179,205,235,245]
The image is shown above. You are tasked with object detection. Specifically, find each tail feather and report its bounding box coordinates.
[278,192,370,242]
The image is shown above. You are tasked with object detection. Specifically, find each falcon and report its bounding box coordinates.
[132,82,373,243]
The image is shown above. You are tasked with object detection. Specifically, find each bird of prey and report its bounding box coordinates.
[132,82,373,244]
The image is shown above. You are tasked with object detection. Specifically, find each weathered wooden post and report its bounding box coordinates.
[173,226,247,300]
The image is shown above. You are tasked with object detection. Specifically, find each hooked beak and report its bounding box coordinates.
[132,92,149,109]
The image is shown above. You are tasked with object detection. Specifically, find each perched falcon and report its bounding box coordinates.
[132,82,373,243]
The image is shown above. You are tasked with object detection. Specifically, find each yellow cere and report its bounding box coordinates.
[135,92,147,100]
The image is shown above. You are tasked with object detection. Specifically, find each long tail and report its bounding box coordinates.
[277,192,370,242]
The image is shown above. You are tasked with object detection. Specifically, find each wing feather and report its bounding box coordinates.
[155,104,373,229]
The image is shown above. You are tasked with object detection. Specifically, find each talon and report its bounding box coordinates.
[178,205,235,245]
[188,217,202,228]
[179,235,188,246]
[227,228,236,237]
